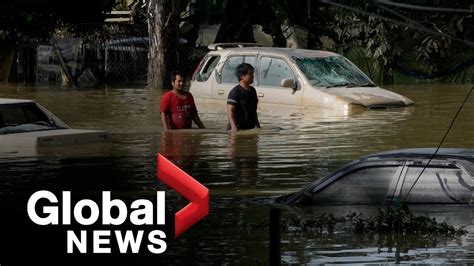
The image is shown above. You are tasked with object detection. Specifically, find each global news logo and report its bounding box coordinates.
[26,154,209,254]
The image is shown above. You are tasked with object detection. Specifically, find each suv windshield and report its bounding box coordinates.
[295,56,374,88]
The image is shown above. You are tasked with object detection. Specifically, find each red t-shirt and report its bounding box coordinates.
[160,91,198,129]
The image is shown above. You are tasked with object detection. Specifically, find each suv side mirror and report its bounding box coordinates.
[281,78,298,94]
[281,78,296,88]
[281,78,298,92]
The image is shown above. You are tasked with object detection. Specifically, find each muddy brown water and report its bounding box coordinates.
[0,83,473,264]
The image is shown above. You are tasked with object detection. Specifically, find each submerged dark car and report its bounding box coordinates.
[277,148,474,205]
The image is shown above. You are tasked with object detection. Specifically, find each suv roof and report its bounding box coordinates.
[207,47,339,59]
[207,42,268,50]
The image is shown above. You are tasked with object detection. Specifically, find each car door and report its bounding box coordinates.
[254,55,303,106]
[212,54,257,102]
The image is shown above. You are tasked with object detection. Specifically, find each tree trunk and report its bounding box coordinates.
[147,0,180,90]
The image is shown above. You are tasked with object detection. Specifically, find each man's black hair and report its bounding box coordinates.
[171,71,185,81]
[235,63,254,81]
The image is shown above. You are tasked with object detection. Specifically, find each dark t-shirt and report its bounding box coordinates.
[227,85,258,130]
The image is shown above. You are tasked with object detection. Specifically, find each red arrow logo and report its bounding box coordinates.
[157,153,209,238]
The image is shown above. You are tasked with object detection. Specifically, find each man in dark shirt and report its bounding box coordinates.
[227,63,261,131]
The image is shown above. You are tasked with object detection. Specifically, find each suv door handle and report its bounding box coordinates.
[257,93,264,97]
[217,90,225,95]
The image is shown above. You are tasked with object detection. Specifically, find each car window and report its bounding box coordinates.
[195,55,220,82]
[221,56,256,84]
[23,103,50,123]
[259,57,295,87]
[0,105,27,126]
[314,166,399,203]
[402,165,472,203]
[0,103,49,127]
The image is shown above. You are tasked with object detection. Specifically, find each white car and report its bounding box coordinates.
[190,44,414,113]
[0,98,108,154]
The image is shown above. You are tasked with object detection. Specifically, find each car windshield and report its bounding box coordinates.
[295,56,375,87]
[0,102,68,135]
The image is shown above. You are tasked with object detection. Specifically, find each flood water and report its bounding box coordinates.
[0,82,473,264]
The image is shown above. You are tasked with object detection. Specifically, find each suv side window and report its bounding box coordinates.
[195,55,220,82]
[259,57,295,87]
[221,56,256,84]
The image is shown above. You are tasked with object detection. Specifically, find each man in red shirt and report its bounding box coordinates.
[160,71,205,130]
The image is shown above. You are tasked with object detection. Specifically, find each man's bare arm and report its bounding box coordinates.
[160,112,170,130]
[227,104,238,131]
[192,114,205,129]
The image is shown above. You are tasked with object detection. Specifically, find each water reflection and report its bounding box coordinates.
[0,83,473,264]
[159,130,202,169]
[228,130,259,189]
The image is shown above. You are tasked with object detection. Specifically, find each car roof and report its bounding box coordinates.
[362,148,474,161]
[358,148,474,179]
[208,47,340,58]
[0,98,35,105]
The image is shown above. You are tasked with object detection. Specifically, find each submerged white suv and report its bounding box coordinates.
[190,43,414,113]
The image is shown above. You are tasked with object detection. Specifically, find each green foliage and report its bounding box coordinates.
[241,206,466,238]
[113,0,131,11]
[315,1,473,84]
[281,207,466,237]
